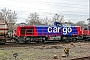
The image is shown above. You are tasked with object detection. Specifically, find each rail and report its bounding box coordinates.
[71,56,90,60]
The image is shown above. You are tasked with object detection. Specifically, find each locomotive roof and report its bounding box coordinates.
[18,25,80,28]
[19,25,51,27]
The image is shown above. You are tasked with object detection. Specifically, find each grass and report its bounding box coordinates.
[0,42,90,60]
[0,48,54,60]
[0,50,8,60]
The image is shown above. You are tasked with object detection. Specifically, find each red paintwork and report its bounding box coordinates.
[80,26,90,36]
[76,26,82,36]
[14,26,38,37]
[14,25,83,37]
[34,27,38,36]
[14,26,20,37]
[83,30,90,36]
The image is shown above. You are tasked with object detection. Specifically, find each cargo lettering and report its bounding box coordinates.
[48,27,72,34]
[63,27,72,35]
[48,27,61,33]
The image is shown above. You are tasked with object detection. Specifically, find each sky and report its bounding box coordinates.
[0,0,89,24]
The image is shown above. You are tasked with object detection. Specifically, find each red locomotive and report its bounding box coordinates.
[13,22,83,43]
[82,25,90,41]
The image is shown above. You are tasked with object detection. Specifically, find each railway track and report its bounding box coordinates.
[0,40,90,60]
[71,56,90,60]
[0,41,61,47]
[0,40,90,48]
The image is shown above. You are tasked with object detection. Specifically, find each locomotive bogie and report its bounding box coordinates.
[14,36,47,43]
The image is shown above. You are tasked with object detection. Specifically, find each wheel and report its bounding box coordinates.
[73,38,77,42]
[42,40,45,43]
[36,41,39,43]
[61,36,63,42]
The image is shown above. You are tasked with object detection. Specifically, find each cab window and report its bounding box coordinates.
[84,26,88,30]
[88,26,90,30]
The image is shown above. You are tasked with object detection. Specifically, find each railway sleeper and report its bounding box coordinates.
[71,56,90,60]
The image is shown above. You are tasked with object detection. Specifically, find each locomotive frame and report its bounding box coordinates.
[13,22,83,43]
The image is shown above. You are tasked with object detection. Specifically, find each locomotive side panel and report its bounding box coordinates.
[62,26,82,36]
[14,26,36,37]
[61,26,82,42]
[88,26,90,35]
[35,26,62,36]
[83,26,90,36]
[82,26,90,41]
[20,26,35,36]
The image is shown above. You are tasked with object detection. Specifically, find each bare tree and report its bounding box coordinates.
[67,20,74,25]
[52,14,64,23]
[51,14,64,25]
[60,15,64,23]
[1,8,17,23]
[0,12,4,20]
[41,16,50,25]
[26,12,42,25]
[0,8,17,30]
[75,21,85,26]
